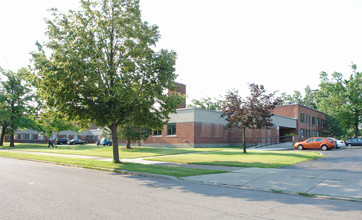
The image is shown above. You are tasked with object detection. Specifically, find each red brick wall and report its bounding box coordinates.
[144,122,194,145]
[272,105,298,118]
[144,121,279,147]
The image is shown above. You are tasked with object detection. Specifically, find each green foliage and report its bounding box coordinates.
[118,125,151,149]
[34,108,78,136]
[188,97,221,111]
[221,84,281,153]
[0,67,38,146]
[282,63,361,138]
[281,85,317,109]
[316,64,361,138]
[30,0,183,162]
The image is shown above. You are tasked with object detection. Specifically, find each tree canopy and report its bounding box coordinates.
[281,63,361,138]
[30,0,183,162]
[0,67,38,146]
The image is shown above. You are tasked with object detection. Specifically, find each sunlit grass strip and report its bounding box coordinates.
[0,151,225,178]
[146,150,324,168]
[0,143,227,159]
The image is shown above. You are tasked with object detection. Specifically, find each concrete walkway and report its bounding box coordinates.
[181,167,362,201]
[1,149,361,201]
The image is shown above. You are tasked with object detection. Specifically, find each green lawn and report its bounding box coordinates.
[146,149,324,168]
[0,143,324,169]
[0,151,225,177]
[0,143,223,159]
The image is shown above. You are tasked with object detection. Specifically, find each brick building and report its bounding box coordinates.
[272,103,327,142]
[143,107,296,148]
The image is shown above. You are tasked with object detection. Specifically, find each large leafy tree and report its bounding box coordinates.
[0,67,37,147]
[30,0,183,162]
[221,84,281,153]
[316,65,361,138]
[0,90,11,146]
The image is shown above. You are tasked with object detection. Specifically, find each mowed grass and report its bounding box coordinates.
[146,149,324,168]
[0,143,222,159]
[0,151,225,177]
[1,143,324,168]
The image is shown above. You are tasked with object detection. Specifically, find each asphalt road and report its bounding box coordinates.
[0,157,361,220]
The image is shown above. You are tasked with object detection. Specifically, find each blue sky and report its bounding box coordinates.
[1,0,362,103]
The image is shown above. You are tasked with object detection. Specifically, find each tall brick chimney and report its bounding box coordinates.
[168,82,186,109]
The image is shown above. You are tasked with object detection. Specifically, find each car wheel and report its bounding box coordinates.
[321,145,328,151]
[297,145,303,150]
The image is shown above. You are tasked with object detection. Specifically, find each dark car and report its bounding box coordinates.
[68,139,87,145]
[97,138,112,146]
[345,138,362,147]
[56,138,69,145]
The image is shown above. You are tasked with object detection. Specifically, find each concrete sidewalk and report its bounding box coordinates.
[181,167,362,201]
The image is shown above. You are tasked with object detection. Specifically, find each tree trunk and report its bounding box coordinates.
[110,124,121,163]
[242,127,247,153]
[9,129,15,147]
[0,122,7,146]
[354,111,359,138]
[126,140,132,149]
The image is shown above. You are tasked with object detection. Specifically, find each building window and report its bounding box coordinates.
[300,114,305,122]
[24,134,30,140]
[153,130,162,136]
[167,123,176,136]
[33,134,38,140]
[312,130,315,137]
[316,118,320,126]
[312,117,315,126]
[300,129,305,138]
[316,131,320,137]
[86,135,94,142]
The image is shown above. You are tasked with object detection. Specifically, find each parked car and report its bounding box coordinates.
[294,137,336,151]
[345,138,362,146]
[336,140,346,147]
[326,137,338,148]
[56,138,69,145]
[68,139,87,145]
[97,138,112,146]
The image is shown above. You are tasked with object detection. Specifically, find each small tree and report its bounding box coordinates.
[221,84,281,153]
[118,125,151,149]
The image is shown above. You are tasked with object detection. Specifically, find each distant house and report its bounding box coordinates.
[6,126,102,144]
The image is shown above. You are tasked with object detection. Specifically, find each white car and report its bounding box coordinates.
[336,140,346,147]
